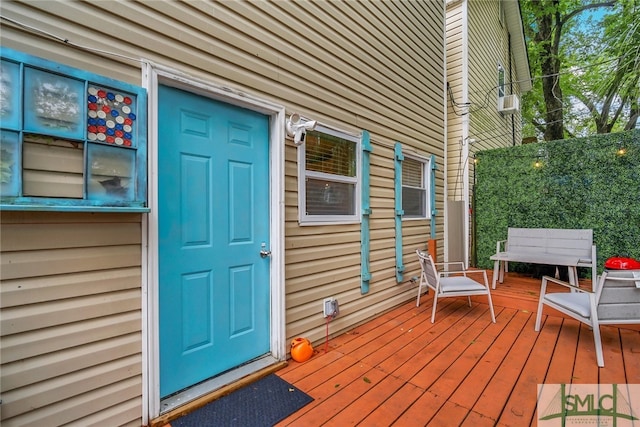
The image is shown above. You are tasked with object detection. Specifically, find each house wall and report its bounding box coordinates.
[467,0,525,266]
[0,212,143,426]
[444,0,527,265]
[467,0,524,153]
[1,1,445,425]
[445,0,466,202]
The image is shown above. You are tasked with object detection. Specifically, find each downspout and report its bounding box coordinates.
[461,0,470,267]
[394,143,405,282]
[360,131,372,294]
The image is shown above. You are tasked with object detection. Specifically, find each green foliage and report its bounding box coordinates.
[520,0,639,138]
[475,130,640,274]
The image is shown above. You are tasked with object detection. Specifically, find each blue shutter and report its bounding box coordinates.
[360,131,372,294]
[394,142,405,282]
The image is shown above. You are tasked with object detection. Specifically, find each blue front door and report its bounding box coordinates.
[158,85,271,397]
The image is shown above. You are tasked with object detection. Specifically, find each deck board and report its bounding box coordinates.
[275,272,640,426]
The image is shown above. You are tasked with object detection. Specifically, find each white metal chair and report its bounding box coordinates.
[416,249,496,323]
[534,270,640,367]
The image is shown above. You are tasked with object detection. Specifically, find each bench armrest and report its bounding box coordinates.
[496,239,507,254]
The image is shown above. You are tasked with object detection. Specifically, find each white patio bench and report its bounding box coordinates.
[490,228,597,290]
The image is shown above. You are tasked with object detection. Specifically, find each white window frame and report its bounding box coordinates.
[298,124,361,225]
[402,152,431,220]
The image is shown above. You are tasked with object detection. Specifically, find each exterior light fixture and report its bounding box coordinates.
[286,113,317,146]
[534,147,547,168]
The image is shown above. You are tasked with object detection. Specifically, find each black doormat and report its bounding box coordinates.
[171,374,313,427]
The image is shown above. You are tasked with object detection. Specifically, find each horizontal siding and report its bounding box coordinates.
[1,0,445,424]
[468,0,523,153]
[466,0,525,216]
[0,212,142,427]
[446,2,466,201]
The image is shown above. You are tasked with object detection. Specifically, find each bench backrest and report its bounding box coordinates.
[507,228,593,259]
[597,270,640,324]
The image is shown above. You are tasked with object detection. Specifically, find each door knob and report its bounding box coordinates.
[260,242,272,258]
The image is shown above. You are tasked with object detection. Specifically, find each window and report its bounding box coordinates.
[497,64,505,98]
[402,154,430,219]
[0,48,147,211]
[299,126,360,224]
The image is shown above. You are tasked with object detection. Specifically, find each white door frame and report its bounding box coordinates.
[141,62,286,422]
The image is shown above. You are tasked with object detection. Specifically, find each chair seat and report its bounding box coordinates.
[440,276,488,293]
[545,293,591,318]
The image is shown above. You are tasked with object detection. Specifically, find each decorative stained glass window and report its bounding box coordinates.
[0,47,147,211]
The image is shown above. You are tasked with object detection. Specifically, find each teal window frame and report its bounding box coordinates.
[0,47,148,212]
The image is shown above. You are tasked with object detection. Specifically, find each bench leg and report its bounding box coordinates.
[492,260,500,289]
[568,267,579,290]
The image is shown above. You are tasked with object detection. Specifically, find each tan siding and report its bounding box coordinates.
[445,0,527,265]
[446,2,466,201]
[1,0,445,423]
[468,0,524,152]
[0,212,142,426]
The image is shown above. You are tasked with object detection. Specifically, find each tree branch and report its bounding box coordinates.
[562,1,617,25]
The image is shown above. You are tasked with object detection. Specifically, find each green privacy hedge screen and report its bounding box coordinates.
[474,129,639,274]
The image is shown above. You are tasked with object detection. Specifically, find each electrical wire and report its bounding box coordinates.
[325,315,330,354]
[0,14,146,64]
[448,55,626,115]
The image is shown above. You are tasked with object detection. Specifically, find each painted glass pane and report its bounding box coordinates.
[22,134,84,198]
[87,144,135,201]
[0,130,20,197]
[87,84,137,147]
[24,67,84,139]
[0,60,21,130]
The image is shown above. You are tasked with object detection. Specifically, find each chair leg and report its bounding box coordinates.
[431,294,439,323]
[534,277,549,332]
[416,279,423,307]
[589,298,604,367]
[486,292,496,323]
[592,323,604,367]
[467,296,472,307]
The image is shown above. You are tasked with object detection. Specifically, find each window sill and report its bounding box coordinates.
[0,204,150,213]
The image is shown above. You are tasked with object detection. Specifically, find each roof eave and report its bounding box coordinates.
[504,0,532,92]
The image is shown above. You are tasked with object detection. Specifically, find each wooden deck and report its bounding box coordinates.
[275,272,640,426]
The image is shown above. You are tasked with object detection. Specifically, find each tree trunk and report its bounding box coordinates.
[533,1,565,141]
